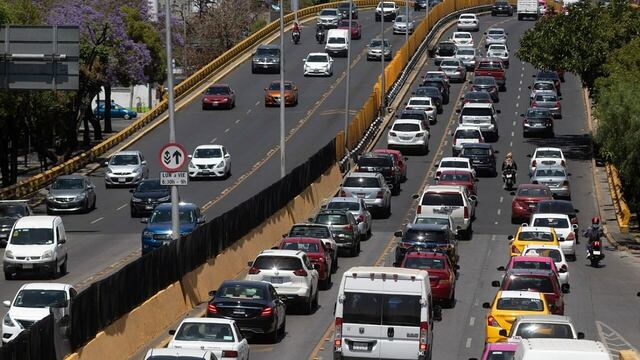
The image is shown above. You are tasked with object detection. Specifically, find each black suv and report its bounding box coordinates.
[491,0,513,16]
[522,107,554,138]
[356,152,401,195]
[421,79,450,104]
[393,223,458,266]
[0,201,32,247]
[251,44,281,74]
[460,143,497,177]
[414,86,443,113]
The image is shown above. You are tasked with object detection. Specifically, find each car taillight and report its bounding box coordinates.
[560,264,567,272]
[555,101,561,107]
[357,215,365,222]
[260,306,274,317]
[416,206,422,214]
[334,317,343,348]
[487,315,499,327]
[457,67,463,71]
[221,351,239,358]
[532,160,537,167]
[436,171,441,177]
[570,217,578,225]
[425,107,433,111]
[532,101,538,107]
[532,180,538,184]
[293,268,308,277]
[464,206,469,220]
[593,240,600,247]
[377,191,384,199]
[344,225,353,232]
[248,267,261,274]
[561,160,565,166]
[340,190,347,197]
[318,257,326,263]
[419,321,429,352]
[567,232,575,240]
[207,303,218,314]
[511,245,521,255]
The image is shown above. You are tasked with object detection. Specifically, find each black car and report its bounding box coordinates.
[251,44,281,74]
[491,0,513,16]
[356,152,401,195]
[461,90,494,105]
[414,0,427,10]
[414,86,443,113]
[534,70,562,95]
[0,201,32,247]
[421,79,450,104]
[393,224,458,266]
[471,76,500,103]
[533,200,579,227]
[522,107,554,137]
[460,143,497,177]
[337,1,358,19]
[129,179,171,217]
[398,109,431,128]
[207,280,287,343]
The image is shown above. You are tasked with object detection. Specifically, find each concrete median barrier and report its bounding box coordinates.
[620,350,640,360]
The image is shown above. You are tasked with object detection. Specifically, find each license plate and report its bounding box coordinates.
[22,264,33,269]
[592,250,601,255]
[118,178,126,183]
[271,276,285,284]
[145,205,154,210]
[263,65,269,68]
[233,309,245,315]
[352,342,369,351]
[202,169,210,173]
[357,194,365,198]
[529,204,536,208]
[434,208,451,214]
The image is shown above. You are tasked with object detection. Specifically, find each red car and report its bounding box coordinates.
[399,250,457,308]
[498,255,560,277]
[372,148,407,182]
[277,237,332,289]
[202,84,236,110]
[337,19,362,39]
[492,268,567,315]
[436,169,477,195]
[511,184,553,224]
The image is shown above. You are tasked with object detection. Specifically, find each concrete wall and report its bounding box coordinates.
[64,163,342,360]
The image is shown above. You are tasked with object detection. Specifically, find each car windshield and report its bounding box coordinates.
[462,147,490,156]
[455,33,471,39]
[527,109,552,118]
[383,2,395,7]
[403,257,446,269]
[339,20,356,27]
[320,9,338,16]
[515,323,574,339]
[441,60,460,67]
[513,260,552,271]
[370,39,389,47]
[524,248,562,262]
[460,15,475,19]
[477,61,503,70]
[456,48,475,56]
[455,130,481,139]
[403,229,448,243]
[110,154,139,166]
[329,37,346,44]
[338,3,354,10]
[536,201,574,214]
[437,44,456,55]
[395,15,407,22]
[422,81,443,88]
[150,209,195,224]
[487,351,515,360]
[533,217,569,228]
[307,55,328,63]
[253,256,302,270]
[408,99,432,106]
[326,201,360,211]
[256,47,279,56]
[194,148,222,158]
[505,275,555,293]
[217,284,265,300]
[496,297,544,311]
[51,178,84,190]
[422,192,463,206]
[535,150,561,158]
[393,123,421,132]
[13,290,66,308]
[205,86,229,95]
[440,173,472,182]
[488,29,505,36]
[441,161,469,168]
[269,82,293,90]
[518,231,554,241]
[517,187,551,197]
[414,217,450,226]
[282,241,321,253]
[534,83,555,91]
[343,177,379,188]
[474,77,497,86]
[289,225,330,238]
[0,204,28,218]
[359,157,392,167]
[174,322,235,342]
[535,94,557,102]
[537,72,558,80]
[136,180,167,192]
[535,169,566,177]
[10,228,54,245]
[315,213,348,225]
[490,45,507,51]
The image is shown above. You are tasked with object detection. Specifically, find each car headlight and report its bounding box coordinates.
[47,194,55,200]
[131,197,142,203]
[106,168,113,174]
[158,195,171,202]
[74,193,86,201]
[143,230,154,238]
[4,250,14,259]
[3,313,14,327]
[216,162,225,168]
[188,162,196,169]
[131,168,140,174]
[42,250,53,260]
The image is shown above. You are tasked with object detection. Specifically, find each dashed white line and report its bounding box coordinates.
[254,101,260,106]
[519,79,523,84]
[499,196,504,203]
[516,102,519,108]
[512,120,516,126]
[466,338,472,348]
[469,317,476,326]
[90,217,104,224]
[491,234,497,241]
[116,204,127,211]
[522,66,525,70]
[210,137,217,143]
[246,109,252,114]
[497,209,502,215]
[520,73,524,78]
[235,119,240,124]
[509,141,513,147]
[494,221,499,225]
[511,131,514,137]
[224,128,230,133]
[517,94,520,100]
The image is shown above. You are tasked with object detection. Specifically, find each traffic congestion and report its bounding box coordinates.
[0,1,639,360]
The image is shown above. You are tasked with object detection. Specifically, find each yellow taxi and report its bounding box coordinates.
[508,226,559,256]
[483,290,550,343]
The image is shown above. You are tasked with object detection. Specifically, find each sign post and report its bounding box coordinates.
[158,143,186,244]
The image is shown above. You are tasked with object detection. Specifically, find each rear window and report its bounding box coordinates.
[514,323,574,339]
[504,275,554,293]
[437,44,457,55]
[456,48,475,56]
[289,225,331,238]
[532,217,569,228]
[496,297,544,311]
[253,256,302,270]
[342,293,421,327]
[421,193,463,206]
[315,213,349,225]
[461,147,490,156]
[477,61,503,70]
[535,169,566,177]
[487,351,515,360]
[414,217,450,226]
[526,108,552,118]
[535,150,561,158]
[281,241,320,253]
[326,201,360,211]
[399,112,427,121]
[403,229,449,243]
[512,260,552,271]
[474,77,496,86]
[488,29,505,36]
[343,177,379,188]
[440,173,471,182]
[440,60,460,67]
[517,187,551,197]
[359,157,392,167]
[440,161,469,169]
[455,129,481,139]
[523,248,562,262]
[518,231,554,241]
[415,87,439,97]
[461,108,492,117]
[536,201,574,214]
[408,99,432,106]
[533,82,555,91]
[535,94,558,102]
[403,257,446,269]
[393,123,421,132]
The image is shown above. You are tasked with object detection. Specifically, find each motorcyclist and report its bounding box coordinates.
[292,22,301,42]
[501,152,517,182]
[315,24,325,43]
[583,216,604,259]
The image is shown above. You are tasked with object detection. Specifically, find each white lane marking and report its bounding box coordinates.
[516,102,519,108]
[522,66,525,70]
[520,73,524,78]
[511,131,514,137]
[116,204,127,211]
[469,317,476,326]
[210,137,217,143]
[519,79,523,84]
[487,248,492,256]
[235,119,240,124]
[90,217,104,224]
[474,300,479,306]
[255,101,260,106]
[224,128,230,133]
[517,94,520,100]
[465,338,472,348]
[494,221,499,225]
[509,141,513,147]
[443,140,448,145]
[596,321,639,355]
[497,209,502,215]
[499,196,504,203]
[512,120,516,126]
[491,234,497,241]
[246,109,252,114]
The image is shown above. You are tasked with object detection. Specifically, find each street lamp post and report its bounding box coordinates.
[380,12,385,117]
[279,0,286,178]
[344,1,353,152]
[405,0,409,51]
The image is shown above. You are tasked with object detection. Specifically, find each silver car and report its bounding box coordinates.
[324,197,373,239]
[438,58,467,83]
[392,15,415,34]
[529,80,557,100]
[367,38,392,61]
[104,150,149,187]
[317,8,341,28]
[532,92,562,118]
[413,213,458,236]
[340,172,392,218]
[531,165,571,198]
[485,28,507,48]
[454,47,477,69]
[46,175,96,213]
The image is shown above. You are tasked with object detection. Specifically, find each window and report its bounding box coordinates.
[514,323,574,339]
[393,123,421,132]
[535,150,561,158]
[51,178,84,190]
[282,241,321,253]
[518,231,554,242]
[14,290,67,308]
[477,61,503,70]
[532,217,569,228]
[343,292,381,325]
[408,99,432,106]
[440,161,469,169]
[414,217,450,226]
[403,229,449,243]
[269,82,293,90]
[505,275,554,293]
[358,157,392,167]
[253,256,302,270]
[523,248,562,262]
[256,47,279,56]
[496,297,544,311]
[512,261,552,271]
[403,257,446,269]
[110,154,139,166]
[474,77,496,86]
[440,173,471,182]
[194,148,222,158]
[461,108,492,117]
[517,187,551,197]
[150,208,195,224]
[302,255,313,269]
[315,214,348,225]
[289,225,330,238]
[461,147,490,156]
[326,201,360,211]
[342,293,421,327]
[486,351,515,360]
[205,86,230,95]
[535,169,566,177]
[382,295,421,326]
[421,193,463,206]
[307,55,329,63]
[10,228,54,245]
[174,322,235,342]
[455,130,482,139]
[218,284,266,299]
[343,177,380,188]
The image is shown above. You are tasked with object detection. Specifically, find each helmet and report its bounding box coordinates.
[506,152,513,159]
[591,216,600,225]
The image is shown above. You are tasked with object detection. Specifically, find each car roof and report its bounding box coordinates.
[485,342,519,351]
[517,183,550,190]
[347,171,378,178]
[534,147,562,152]
[477,57,503,62]
[307,52,329,57]
[439,169,474,176]
[258,249,305,257]
[498,290,544,299]
[519,339,608,353]
[208,83,230,88]
[291,223,330,229]
[533,164,565,170]
[329,197,361,203]
[415,213,452,220]
[462,102,494,109]
[361,151,392,159]
[405,251,448,258]
[531,213,570,219]
[408,96,432,101]
[514,314,572,323]
[194,144,223,150]
[146,348,212,357]
[317,209,350,215]
[522,244,563,251]
[441,157,470,162]
[487,27,505,32]
[512,255,554,263]
[113,150,141,156]
[462,143,492,149]
[425,184,466,192]
[372,148,401,155]
[401,109,428,115]
[56,174,85,180]
[15,215,57,228]
[505,268,556,277]
[19,282,71,291]
[394,119,424,125]
[282,237,324,244]
[519,226,554,233]
[456,125,482,131]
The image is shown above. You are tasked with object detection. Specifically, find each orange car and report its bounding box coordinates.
[264,80,298,107]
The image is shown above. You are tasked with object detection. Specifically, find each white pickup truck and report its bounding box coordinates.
[517,0,539,20]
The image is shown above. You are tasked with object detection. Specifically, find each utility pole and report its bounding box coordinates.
[279,0,286,178]
[380,13,385,117]
[344,1,353,152]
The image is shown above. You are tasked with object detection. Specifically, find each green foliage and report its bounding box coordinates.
[122,5,166,84]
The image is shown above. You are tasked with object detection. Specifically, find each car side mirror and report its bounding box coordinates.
[559,237,565,241]
[308,217,314,222]
[141,160,147,165]
[394,230,403,237]
[140,218,148,224]
[498,329,508,337]
[412,194,420,199]
[577,332,585,339]
[3,300,10,308]
[271,246,279,250]
[313,264,321,271]
[247,261,253,267]
[482,302,491,309]
[507,235,514,240]
[294,87,298,91]
[302,59,306,62]
[188,154,193,158]
[470,195,477,202]
[169,329,176,335]
[496,109,501,114]
[491,280,500,287]
[58,239,66,244]
[455,109,460,113]
[455,264,460,270]
[497,266,506,271]
[224,154,231,159]
[208,290,217,297]
[526,154,532,158]
[433,305,443,321]
[263,88,267,91]
[509,191,516,196]
[279,294,288,302]
[104,161,109,166]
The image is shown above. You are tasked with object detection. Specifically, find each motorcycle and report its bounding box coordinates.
[315,27,325,44]
[292,30,300,44]
[503,169,515,190]
[588,240,605,267]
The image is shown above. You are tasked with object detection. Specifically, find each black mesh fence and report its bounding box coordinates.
[0,314,56,360]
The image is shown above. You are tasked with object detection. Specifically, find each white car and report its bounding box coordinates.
[528,213,578,260]
[303,52,333,76]
[485,28,508,48]
[387,119,430,154]
[507,315,584,341]
[246,249,319,314]
[392,15,415,34]
[435,157,476,179]
[405,96,437,123]
[528,147,566,174]
[375,1,399,21]
[451,31,474,47]
[457,13,479,31]
[522,245,570,287]
[168,317,249,360]
[2,283,76,343]
[487,44,510,67]
[451,125,484,156]
[416,185,477,239]
[454,46,477,69]
[145,349,215,360]
[188,145,231,179]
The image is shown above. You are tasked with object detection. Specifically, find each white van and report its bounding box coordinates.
[515,339,612,360]
[2,216,68,280]
[415,185,477,239]
[333,267,441,360]
[326,29,350,57]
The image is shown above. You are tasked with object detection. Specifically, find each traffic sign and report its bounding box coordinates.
[159,143,187,171]
[160,171,188,186]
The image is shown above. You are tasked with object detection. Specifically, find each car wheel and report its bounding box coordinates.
[350,243,358,257]
[267,319,279,343]
[321,273,331,290]
[367,225,372,239]
[91,197,96,210]
[130,207,137,218]
[304,293,314,315]
[124,114,131,120]
[4,271,14,280]
[385,203,392,218]
[464,224,473,240]
[46,207,53,215]
[332,254,338,273]
[51,259,59,279]
[278,315,286,336]
[445,290,456,308]
[60,256,68,275]
[312,289,319,310]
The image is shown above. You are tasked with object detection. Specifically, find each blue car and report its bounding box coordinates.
[93,101,138,120]
[140,202,205,254]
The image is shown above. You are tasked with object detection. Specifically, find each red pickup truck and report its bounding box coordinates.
[474,58,506,91]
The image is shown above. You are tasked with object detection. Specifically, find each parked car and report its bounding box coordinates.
[201,84,235,110]
[356,152,402,195]
[0,201,32,247]
[93,100,137,120]
[460,143,497,177]
[511,184,554,223]
[168,317,250,359]
[104,150,149,188]
[324,197,373,239]
[340,172,392,218]
[140,203,205,254]
[531,165,571,199]
[251,44,280,73]
[277,237,333,289]
[309,209,362,257]
[129,179,171,217]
